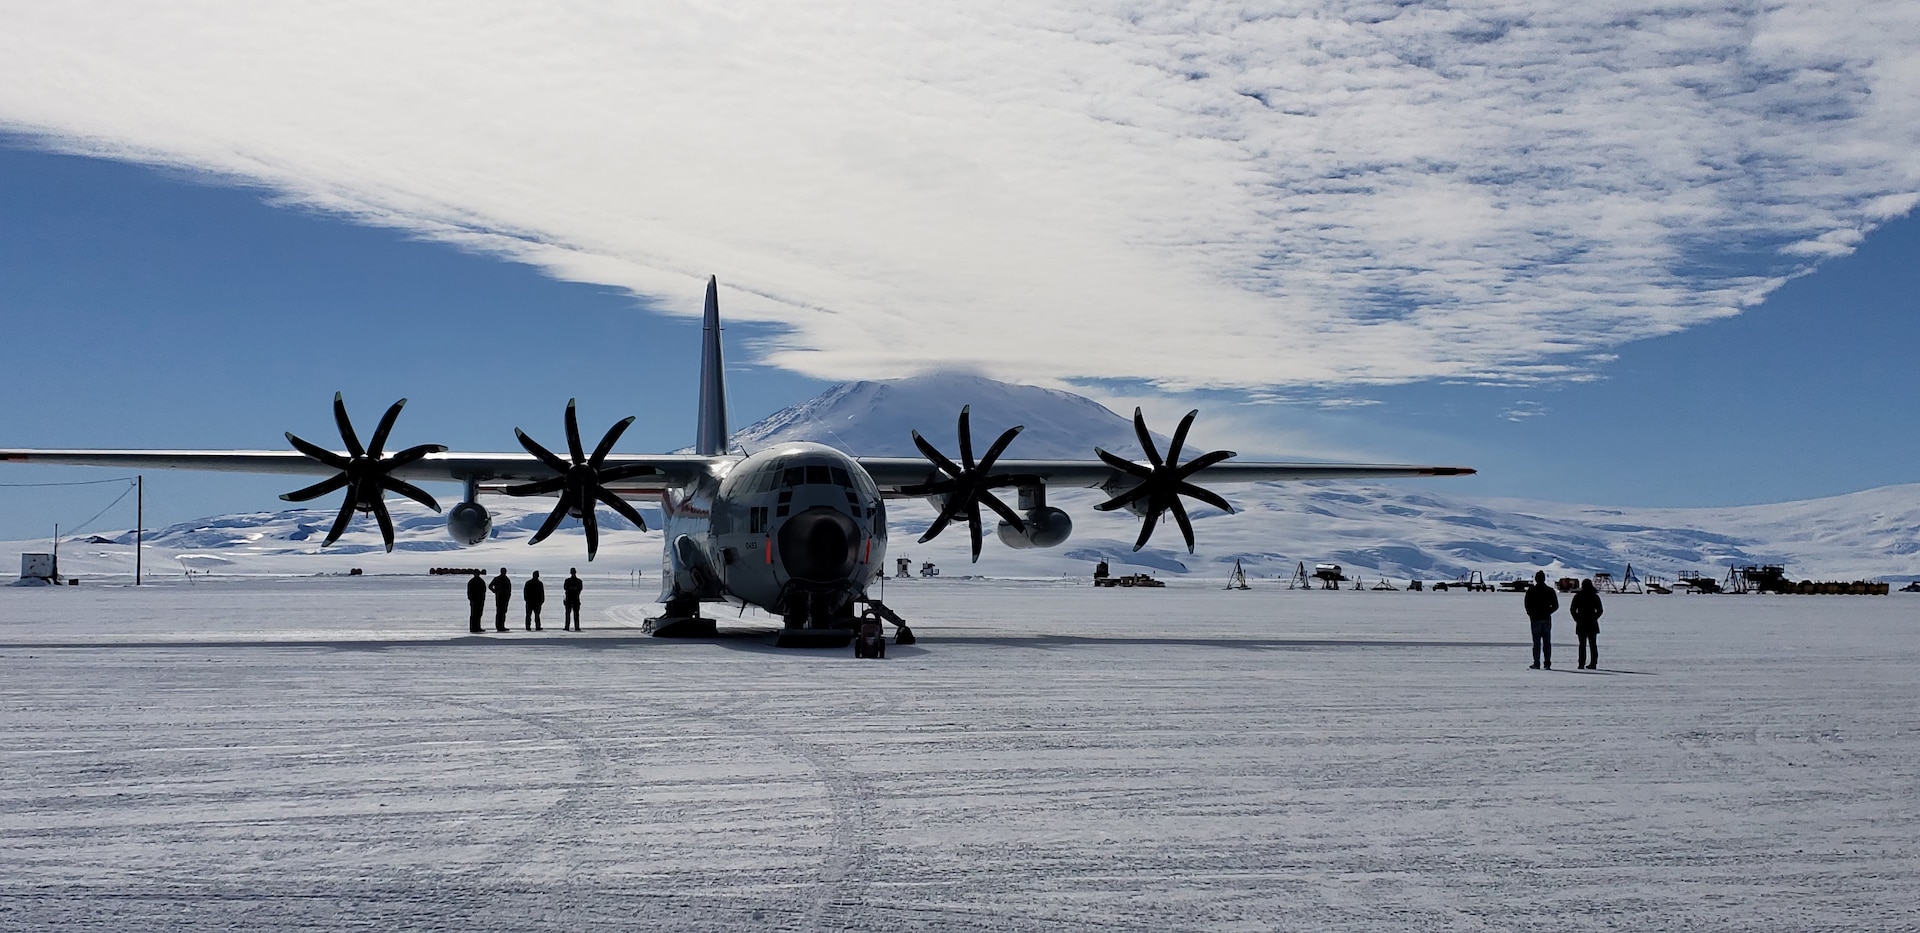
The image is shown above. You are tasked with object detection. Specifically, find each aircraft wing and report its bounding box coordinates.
[0,449,719,492]
[856,457,1475,496]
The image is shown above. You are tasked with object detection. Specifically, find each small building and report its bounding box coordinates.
[18,553,56,583]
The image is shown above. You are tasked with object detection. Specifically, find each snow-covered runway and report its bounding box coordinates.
[2,577,1915,931]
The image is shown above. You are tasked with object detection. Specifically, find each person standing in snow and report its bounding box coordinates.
[563,568,584,631]
[489,568,512,632]
[1523,570,1559,670]
[523,571,545,631]
[466,570,487,634]
[1570,578,1604,669]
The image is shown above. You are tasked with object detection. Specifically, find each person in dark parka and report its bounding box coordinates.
[563,568,584,631]
[1523,570,1559,670]
[466,570,487,633]
[489,568,512,632]
[1571,578,1604,669]
[524,571,545,631]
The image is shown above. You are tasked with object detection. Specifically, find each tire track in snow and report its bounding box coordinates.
[774,734,874,931]
[481,703,610,875]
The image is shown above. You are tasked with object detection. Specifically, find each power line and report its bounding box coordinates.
[0,477,137,488]
[4,478,141,538]
[65,482,139,538]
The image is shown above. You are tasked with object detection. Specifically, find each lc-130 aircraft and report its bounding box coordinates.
[3,277,1474,646]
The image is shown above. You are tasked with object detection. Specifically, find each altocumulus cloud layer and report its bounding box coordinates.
[2,2,1916,390]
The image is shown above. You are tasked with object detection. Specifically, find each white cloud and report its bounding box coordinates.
[1502,401,1548,421]
[1,1,1916,392]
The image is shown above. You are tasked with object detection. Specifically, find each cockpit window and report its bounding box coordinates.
[782,467,804,488]
[806,465,830,485]
[830,467,850,487]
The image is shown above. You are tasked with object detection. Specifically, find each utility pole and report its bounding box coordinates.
[52,522,59,583]
[136,475,143,586]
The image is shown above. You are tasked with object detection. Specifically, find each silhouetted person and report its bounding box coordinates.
[563,568,584,631]
[1524,570,1558,669]
[490,568,512,632]
[524,571,545,631]
[1571,578,1604,669]
[466,570,486,633]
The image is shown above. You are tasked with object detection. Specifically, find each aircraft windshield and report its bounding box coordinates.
[779,464,854,488]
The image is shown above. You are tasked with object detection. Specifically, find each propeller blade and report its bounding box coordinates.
[965,502,984,562]
[897,478,957,498]
[582,501,600,561]
[527,494,574,546]
[383,443,446,471]
[333,392,365,459]
[1178,482,1236,515]
[911,431,963,479]
[979,489,1024,529]
[1094,480,1152,512]
[322,496,357,547]
[595,487,649,532]
[372,498,397,553]
[589,415,636,467]
[1165,409,1198,469]
[957,406,975,469]
[1173,448,1237,481]
[564,399,585,464]
[286,433,350,470]
[918,504,960,544]
[503,476,568,497]
[1131,504,1162,552]
[975,425,1025,474]
[367,398,407,459]
[514,429,573,474]
[1132,408,1163,468]
[1169,496,1196,553]
[281,473,349,503]
[1094,447,1153,479]
[381,477,442,512]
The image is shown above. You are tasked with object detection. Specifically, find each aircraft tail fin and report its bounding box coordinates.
[695,275,730,456]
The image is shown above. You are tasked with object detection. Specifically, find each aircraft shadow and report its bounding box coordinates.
[915,634,1518,651]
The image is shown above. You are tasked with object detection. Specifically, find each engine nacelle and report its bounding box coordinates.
[995,506,1073,549]
[446,501,492,546]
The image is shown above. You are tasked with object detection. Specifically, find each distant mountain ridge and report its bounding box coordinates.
[22,373,1920,582]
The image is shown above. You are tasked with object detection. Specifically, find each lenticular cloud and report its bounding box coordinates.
[2,2,1916,390]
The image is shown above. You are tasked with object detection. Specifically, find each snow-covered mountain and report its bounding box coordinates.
[16,373,1920,583]
[729,372,1161,459]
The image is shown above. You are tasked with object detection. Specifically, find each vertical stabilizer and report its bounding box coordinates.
[695,275,730,456]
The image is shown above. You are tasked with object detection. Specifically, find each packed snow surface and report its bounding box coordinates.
[2,576,1916,931]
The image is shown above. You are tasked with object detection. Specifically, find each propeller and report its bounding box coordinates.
[281,393,447,552]
[1094,408,1237,553]
[503,399,655,561]
[900,405,1028,562]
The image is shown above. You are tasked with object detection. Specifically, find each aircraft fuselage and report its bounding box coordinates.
[660,442,887,628]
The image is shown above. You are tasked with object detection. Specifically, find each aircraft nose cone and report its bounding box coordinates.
[779,507,860,583]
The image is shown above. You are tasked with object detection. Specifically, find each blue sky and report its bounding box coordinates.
[2,5,1918,541]
[2,141,1915,541]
